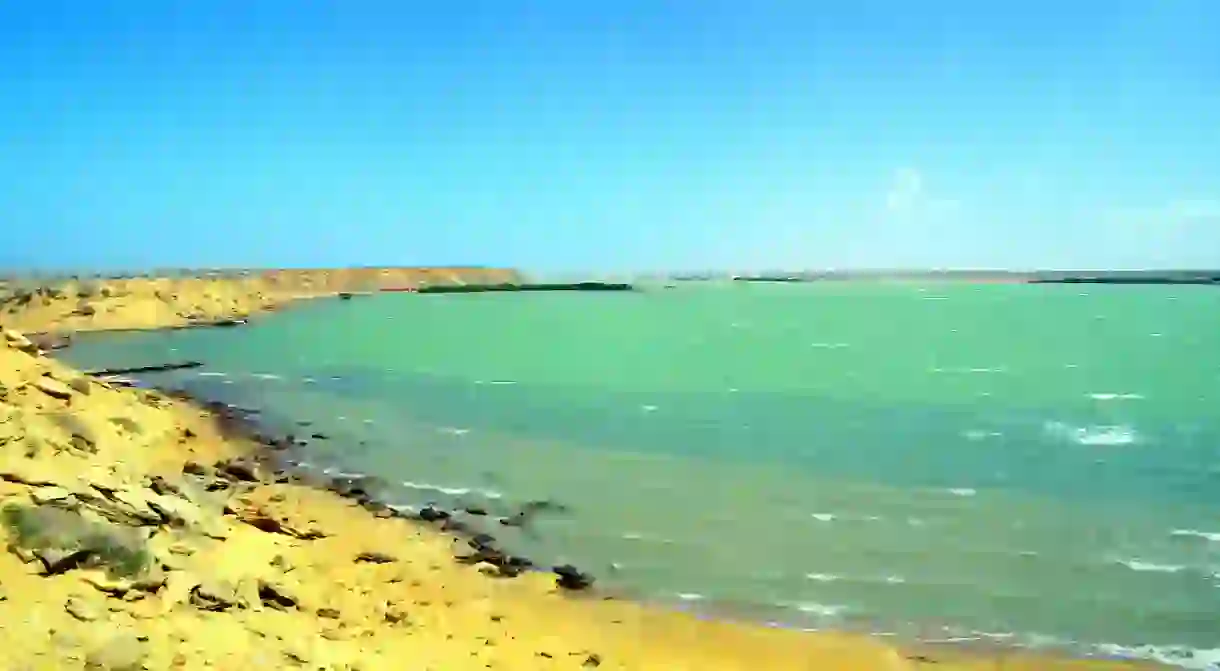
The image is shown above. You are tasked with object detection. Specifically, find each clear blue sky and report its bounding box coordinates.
[2,0,1218,272]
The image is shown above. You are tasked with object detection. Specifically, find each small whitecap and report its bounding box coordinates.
[805,573,840,582]
[810,513,836,522]
[302,377,316,384]
[1170,529,1220,543]
[1089,392,1145,401]
[489,380,517,385]
[947,488,977,497]
[794,602,847,618]
[641,404,658,412]
[252,373,281,380]
[1114,558,1185,573]
[438,427,470,436]
[882,575,906,584]
[197,371,227,377]
[675,593,705,601]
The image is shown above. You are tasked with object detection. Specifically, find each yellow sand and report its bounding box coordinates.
[0,267,521,334]
[0,276,1166,670]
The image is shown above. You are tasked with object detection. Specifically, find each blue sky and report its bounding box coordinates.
[1,0,1218,272]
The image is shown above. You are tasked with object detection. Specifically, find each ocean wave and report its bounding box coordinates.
[1093,644,1220,670]
[924,629,1220,670]
[805,572,906,585]
[791,602,849,619]
[1170,529,1220,543]
[1044,421,1139,446]
[928,366,1009,374]
[398,480,503,500]
[1112,558,1186,574]
[1088,392,1145,401]
[808,512,887,523]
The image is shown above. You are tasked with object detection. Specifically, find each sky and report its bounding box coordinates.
[1,0,1218,273]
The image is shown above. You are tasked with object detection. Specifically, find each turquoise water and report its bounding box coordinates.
[62,283,1220,667]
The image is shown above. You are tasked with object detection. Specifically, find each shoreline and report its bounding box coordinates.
[1,274,1172,669]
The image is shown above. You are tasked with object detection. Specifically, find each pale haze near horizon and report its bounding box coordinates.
[1,1,1218,273]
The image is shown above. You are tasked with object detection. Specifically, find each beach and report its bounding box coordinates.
[0,274,1172,670]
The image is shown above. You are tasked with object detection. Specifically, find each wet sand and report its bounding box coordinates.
[0,274,1166,670]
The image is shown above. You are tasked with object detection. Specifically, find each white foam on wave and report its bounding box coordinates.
[641,404,659,412]
[1088,392,1145,401]
[1044,421,1139,446]
[929,366,1008,374]
[805,573,840,582]
[251,373,282,381]
[399,480,503,499]
[197,371,227,377]
[793,602,848,618]
[946,488,977,497]
[488,380,517,386]
[1171,529,1220,543]
[810,513,836,523]
[906,626,1220,670]
[1113,558,1186,574]
[962,429,1001,441]
[1094,643,1220,670]
[809,342,850,349]
[437,427,470,436]
[675,592,705,602]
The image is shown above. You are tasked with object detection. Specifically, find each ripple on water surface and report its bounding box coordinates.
[57,283,1220,668]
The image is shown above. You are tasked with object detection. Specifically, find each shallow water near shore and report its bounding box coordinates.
[61,283,1220,668]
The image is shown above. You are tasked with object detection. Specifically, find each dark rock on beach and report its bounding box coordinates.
[553,564,595,591]
[416,506,451,523]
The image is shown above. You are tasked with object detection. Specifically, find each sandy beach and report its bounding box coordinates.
[0,273,1164,670]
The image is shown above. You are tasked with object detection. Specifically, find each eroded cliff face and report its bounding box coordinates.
[0,267,523,334]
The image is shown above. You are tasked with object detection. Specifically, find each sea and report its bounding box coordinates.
[60,282,1220,669]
